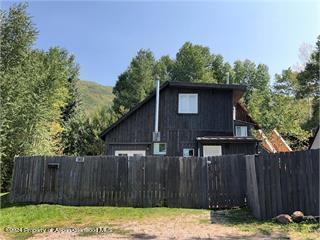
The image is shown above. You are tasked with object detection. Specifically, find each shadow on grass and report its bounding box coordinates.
[210,207,258,225]
[210,208,319,239]
[0,192,10,208]
[0,193,38,209]
[211,208,320,226]
[210,208,289,239]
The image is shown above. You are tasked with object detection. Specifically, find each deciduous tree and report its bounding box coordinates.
[173,42,213,83]
[273,68,299,96]
[112,49,156,115]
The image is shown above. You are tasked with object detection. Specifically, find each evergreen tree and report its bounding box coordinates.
[297,35,320,99]
[62,107,116,155]
[297,35,320,131]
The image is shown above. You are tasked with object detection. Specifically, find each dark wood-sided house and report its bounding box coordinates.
[100,81,260,157]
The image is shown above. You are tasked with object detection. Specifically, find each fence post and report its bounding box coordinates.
[9,156,18,203]
[203,157,209,209]
[245,155,261,219]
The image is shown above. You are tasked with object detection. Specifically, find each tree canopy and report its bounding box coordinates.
[0,3,85,190]
[112,36,319,151]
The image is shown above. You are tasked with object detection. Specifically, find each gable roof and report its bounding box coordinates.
[100,81,247,139]
[235,102,260,128]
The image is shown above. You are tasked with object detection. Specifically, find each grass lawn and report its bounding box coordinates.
[0,193,206,239]
[1,193,319,240]
[212,208,320,240]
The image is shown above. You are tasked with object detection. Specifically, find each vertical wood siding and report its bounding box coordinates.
[104,86,251,156]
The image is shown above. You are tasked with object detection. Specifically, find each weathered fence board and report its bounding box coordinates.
[207,155,247,209]
[245,155,260,218]
[246,149,320,219]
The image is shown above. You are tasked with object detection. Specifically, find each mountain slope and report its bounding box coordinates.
[78,80,114,116]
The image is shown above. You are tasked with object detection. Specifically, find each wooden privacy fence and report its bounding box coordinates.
[10,150,319,218]
[246,149,319,219]
[10,156,209,208]
[10,155,247,209]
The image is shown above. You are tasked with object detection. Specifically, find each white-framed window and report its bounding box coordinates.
[115,150,146,157]
[235,126,248,137]
[178,94,198,114]
[183,148,194,157]
[153,143,167,155]
[203,145,222,157]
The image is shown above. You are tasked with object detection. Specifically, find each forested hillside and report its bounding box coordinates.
[78,80,114,116]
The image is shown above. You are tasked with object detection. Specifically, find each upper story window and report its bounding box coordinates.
[178,94,198,114]
[235,126,248,137]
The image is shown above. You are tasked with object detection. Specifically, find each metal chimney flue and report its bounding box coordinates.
[153,79,161,142]
[226,72,230,84]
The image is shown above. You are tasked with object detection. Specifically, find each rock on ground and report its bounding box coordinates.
[274,214,293,224]
[291,211,304,223]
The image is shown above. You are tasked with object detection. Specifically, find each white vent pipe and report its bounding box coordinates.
[154,79,160,132]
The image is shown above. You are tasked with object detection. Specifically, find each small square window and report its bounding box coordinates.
[153,143,167,155]
[183,148,194,157]
[178,94,198,114]
[235,126,248,137]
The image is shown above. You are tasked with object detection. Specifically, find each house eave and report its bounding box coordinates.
[196,136,260,144]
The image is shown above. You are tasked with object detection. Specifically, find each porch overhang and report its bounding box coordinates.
[196,136,260,144]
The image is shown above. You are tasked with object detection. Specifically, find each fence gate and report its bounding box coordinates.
[207,155,247,209]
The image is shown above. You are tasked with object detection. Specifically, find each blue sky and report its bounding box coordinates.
[2,1,319,86]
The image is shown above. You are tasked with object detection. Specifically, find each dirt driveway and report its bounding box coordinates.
[28,211,287,240]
